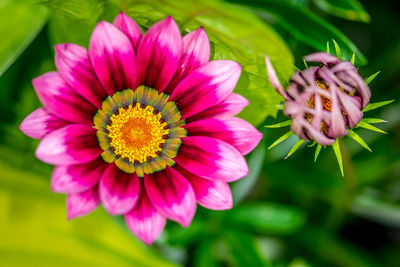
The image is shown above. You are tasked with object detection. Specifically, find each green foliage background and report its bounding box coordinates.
[0,0,399,266]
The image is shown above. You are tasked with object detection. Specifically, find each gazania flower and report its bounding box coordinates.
[20,12,262,244]
[265,45,391,175]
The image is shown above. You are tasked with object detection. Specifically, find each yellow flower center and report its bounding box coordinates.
[106,103,169,163]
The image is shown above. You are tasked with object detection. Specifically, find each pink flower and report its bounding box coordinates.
[266,52,371,146]
[20,13,262,244]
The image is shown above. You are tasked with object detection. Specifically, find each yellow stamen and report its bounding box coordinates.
[107,103,169,163]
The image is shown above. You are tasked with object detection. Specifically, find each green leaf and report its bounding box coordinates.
[226,203,306,235]
[193,240,219,267]
[348,130,372,152]
[365,71,380,85]
[285,139,305,159]
[227,0,367,65]
[314,144,322,162]
[232,141,266,204]
[224,231,269,267]
[312,0,370,22]
[0,0,48,77]
[264,120,291,128]
[357,121,387,134]
[332,39,341,59]
[362,100,394,112]
[332,140,344,176]
[268,131,293,149]
[45,0,294,126]
[0,161,176,267]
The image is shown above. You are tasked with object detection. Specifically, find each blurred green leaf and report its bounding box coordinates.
[228,0,367,64]
[226,203,306,235]
[45,0,295,125]
[232,141,266,204]
[0,161,177,267]
[312,0,370,22]
[224,231,269,267]
[0,0,48,77]
[193,240,219,267]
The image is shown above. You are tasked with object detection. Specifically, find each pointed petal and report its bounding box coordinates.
[175,136,248,182]
[20,107,68,139]
[89,21,137,94]
[33,72,96,125]
[178,166,232,210]
[125,181,166,245]
[137,16,182,92]
[144,167,196,226]
[67,186,100,219]
[113,12,142,50]
[265,55,289,100]
[51,158,106,194]
[165,27,210,93]
[99,164,140,215]
[189,93,248,121]
[304,52,341,65]
[184,117,262,155]
[171,60,241,119]
[35,124,102,165]
[55,43,108,108]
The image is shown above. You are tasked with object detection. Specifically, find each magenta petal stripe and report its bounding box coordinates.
[33,72,96,125]
[125,181,166,245]
[99,164,140,215]
[189,93,249,121]
[184,117,262,155]
[67,186,100,220]
[144,167,196,226]
[36,124,102,165]
[89,21,137,94]
[165,27,210,94]
[171,60,242,119]
[52,158,107,194]
[175,136,248,182]
[136,16,182,92]
[113,12,142,51]
[20,107,68,139]
[55,43,108,109]
[177,166,233,210]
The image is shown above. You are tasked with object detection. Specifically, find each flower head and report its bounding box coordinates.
[267,52,371,146]
[20,12,262,244]
[265,45,391,176]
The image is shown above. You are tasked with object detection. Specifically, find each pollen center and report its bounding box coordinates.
[107,103,169,163]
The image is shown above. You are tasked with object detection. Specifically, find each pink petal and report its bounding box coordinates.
[99,164,140,215]
[35,124,102,165]
[113,12,142,51]
[52,158,106,194]
[304,52,341,65]
[165,27,210,93]
[20,107,68,139]
[175,136,248,182]
[189,93,249,121]
[54,43,108,109]
[136,16,182,92]
[177,166,232,210]
[265,55,289,100]
[125,181,166,245]
[89,21,137,95]
[144,167,196,227]
[184,117,262,155]
[67,186,100,219]
[33,72,96,125]
[170,60,241,119]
